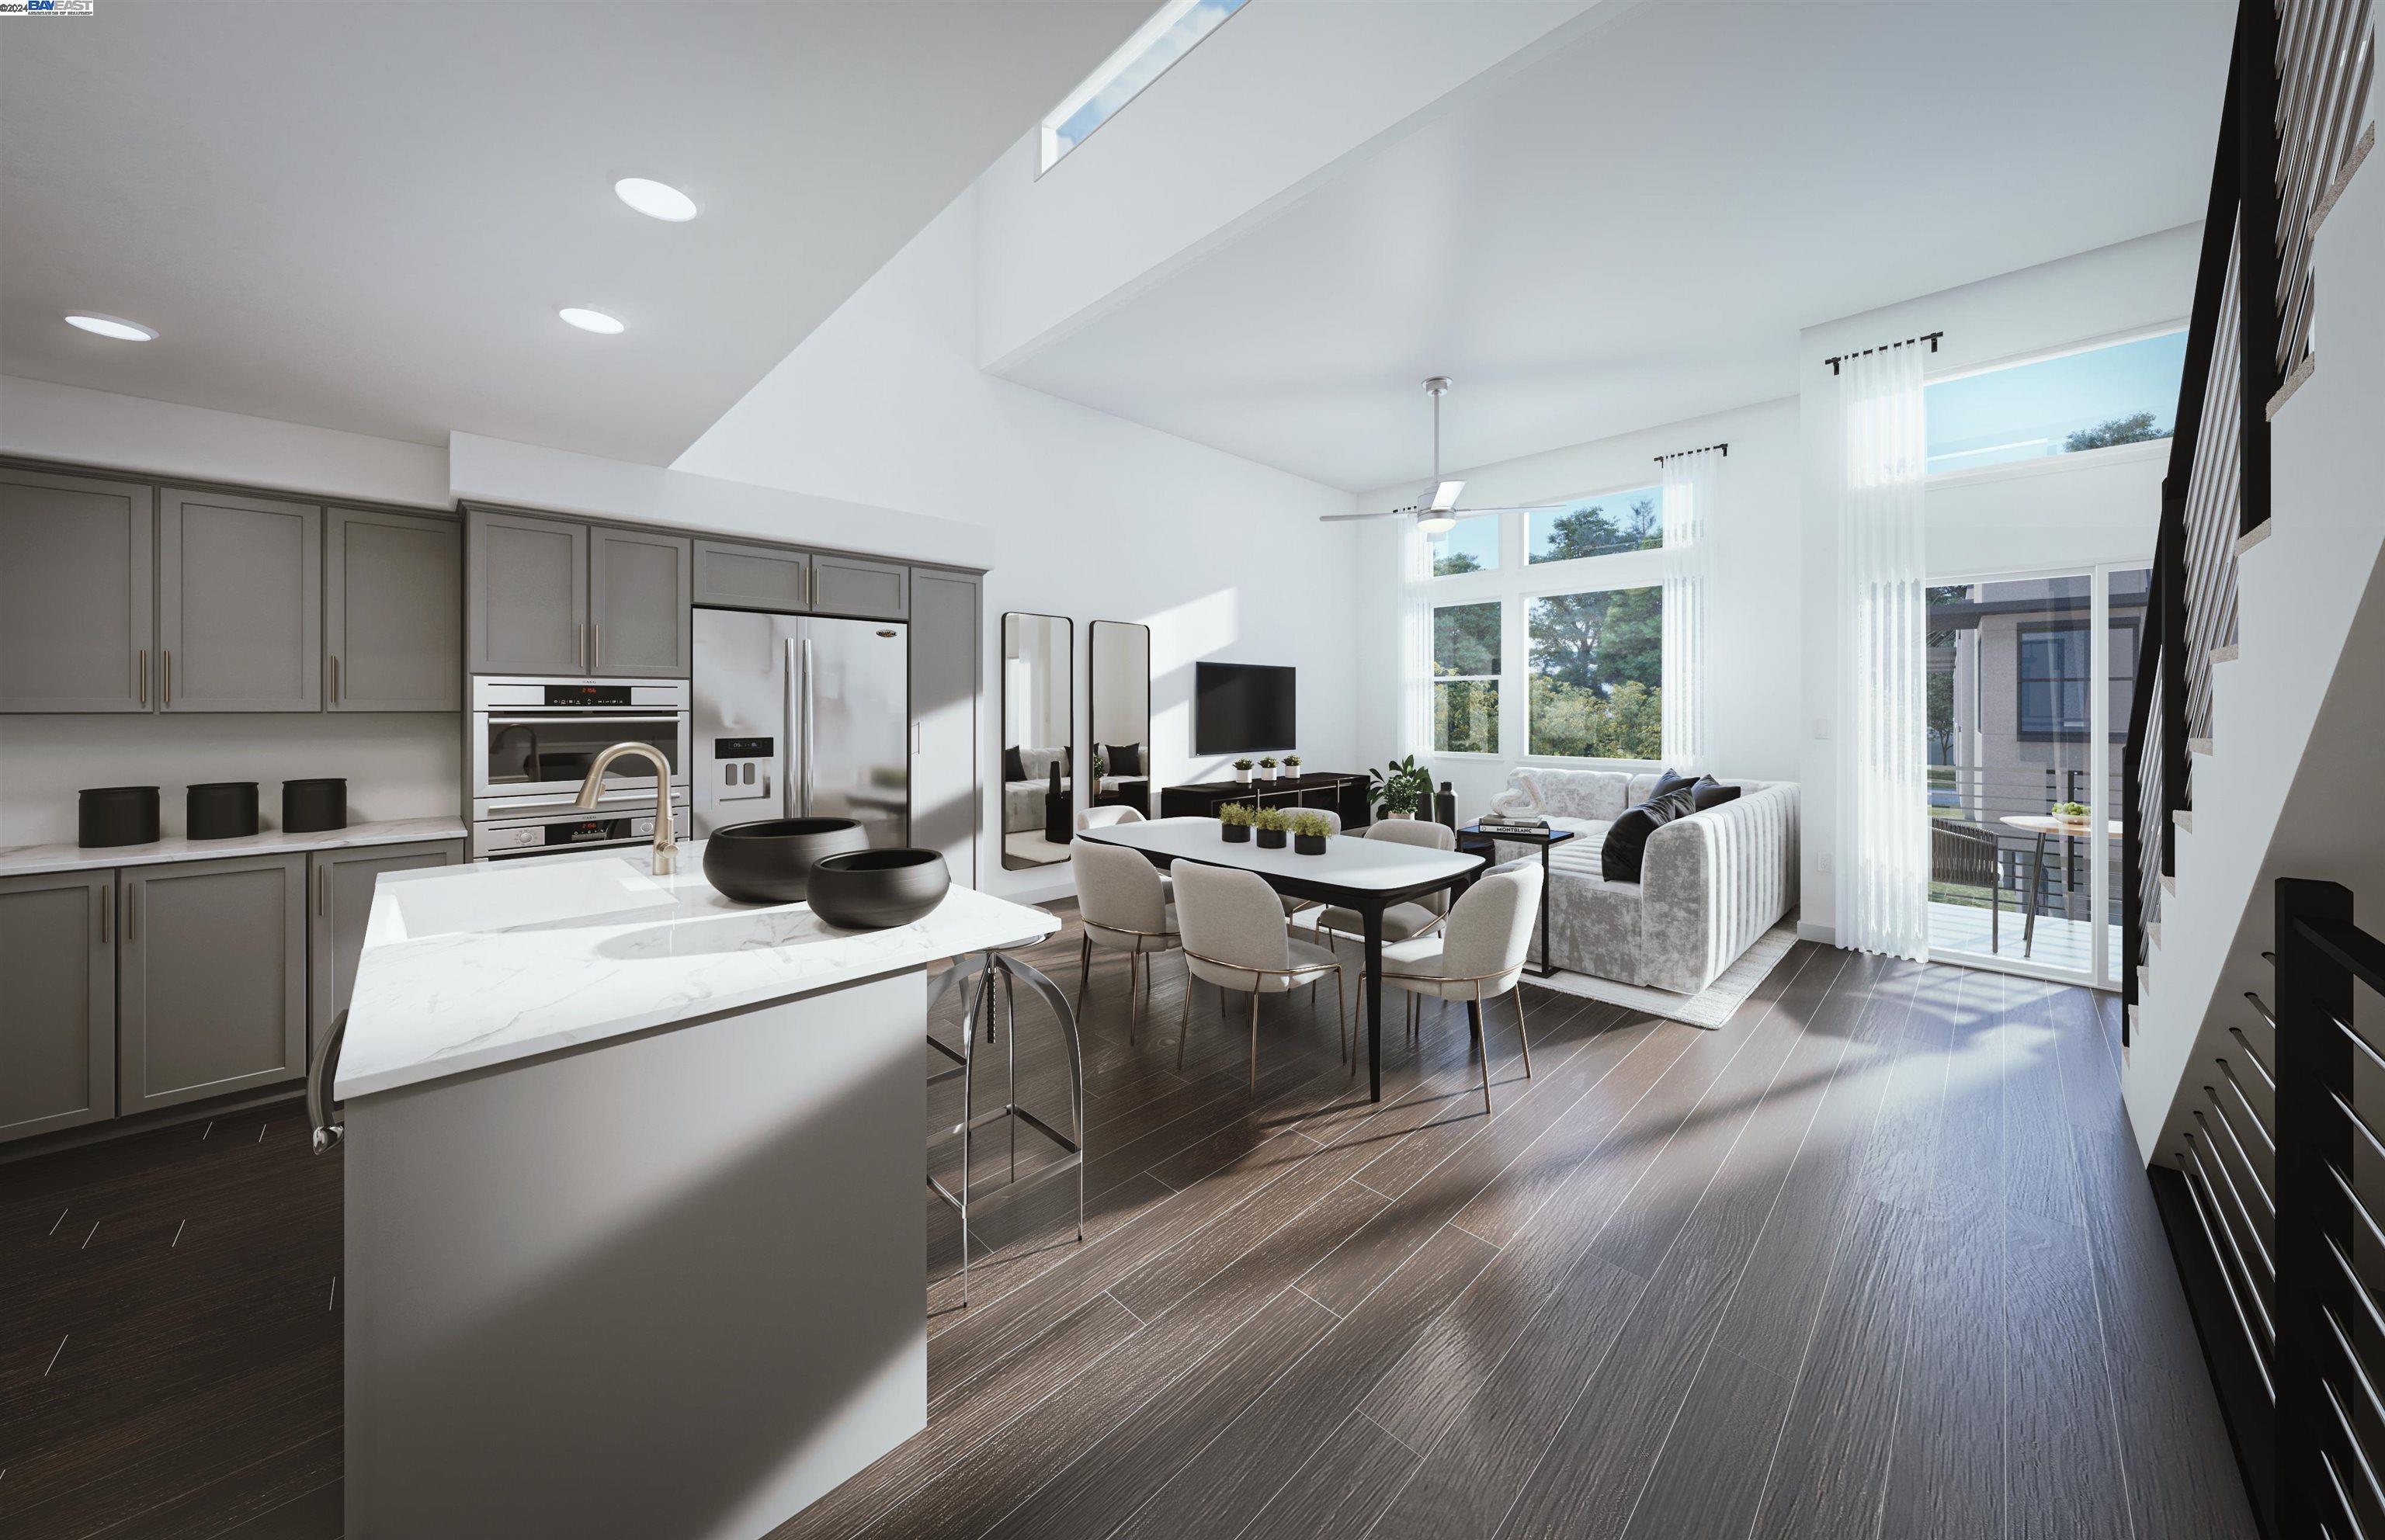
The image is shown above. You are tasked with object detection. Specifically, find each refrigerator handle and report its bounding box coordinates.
[800,636,816,817]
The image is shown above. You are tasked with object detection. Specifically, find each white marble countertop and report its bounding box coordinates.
[0,817,468,878]
[338,843,1057,1099]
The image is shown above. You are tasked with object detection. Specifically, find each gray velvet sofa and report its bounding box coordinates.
[1488,768,1800,995]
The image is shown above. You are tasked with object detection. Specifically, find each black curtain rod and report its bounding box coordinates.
[1824,330,1944,375]
[1651,442,1728,463]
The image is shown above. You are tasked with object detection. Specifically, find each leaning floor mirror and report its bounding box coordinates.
[1089,620,1153,819]
[1000,612,1074,869]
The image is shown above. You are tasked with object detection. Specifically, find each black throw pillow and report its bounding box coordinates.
[1692,779,1743,811]
[1650,768,1699,801]
[1107,742,1144,776]
[1004,745,1026,783]
[1601,786,1697,884]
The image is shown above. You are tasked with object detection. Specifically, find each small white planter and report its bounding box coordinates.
[1260,766,1278,782]
[1234,768,1252,784]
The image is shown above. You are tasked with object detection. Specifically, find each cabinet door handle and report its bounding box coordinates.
[318,866,328,917]
[126,885,137,942]
[162,650,172,707]
[137,649,147,706]
[592,621,601,671]
[329,654,339,705]
[99,886,110,944]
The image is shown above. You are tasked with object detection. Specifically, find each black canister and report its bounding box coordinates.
[186,782,260,841]
[281,778,348,834]
[1435,780,1459,831]
[78,786,161,849]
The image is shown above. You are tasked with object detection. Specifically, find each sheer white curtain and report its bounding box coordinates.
[1659,447,1718,772]
[1397,519,1434,758]
[1834,343,1930,959]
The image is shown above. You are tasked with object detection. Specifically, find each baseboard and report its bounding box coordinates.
[1796,918,1837,945]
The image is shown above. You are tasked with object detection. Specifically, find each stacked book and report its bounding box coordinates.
[1478,813,1550,834]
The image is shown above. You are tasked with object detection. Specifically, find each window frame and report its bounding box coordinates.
[1922,322,2190,480]
[1525,482,1665,566]
[1429,597,1505,759]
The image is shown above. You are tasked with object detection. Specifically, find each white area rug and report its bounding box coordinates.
[1525,921,1802,1029]
[1003,831,1071,866]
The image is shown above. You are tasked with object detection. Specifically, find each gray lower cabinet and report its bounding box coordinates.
[158,488,321,712]
[308,839,464,1050]
[812,553,909,620]
[693,538,809,612]
[590,525,692,676]
[0,467,154,713]
[909,569,981,889]
[118,852,307,1114]
[468,508,588,675]
[0,870,116,1144]
[327,508,462,711]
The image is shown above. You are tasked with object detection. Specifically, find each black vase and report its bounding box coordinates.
[282,778,347,834]
[807,848,951,930]
[1221,822,1252,843]
[1436,782,1459,831]
[187,782,259,841]
[701,818,869,904]
[1294,833,1328,855]
[78,786,160,849]
[1255,827,1287,850]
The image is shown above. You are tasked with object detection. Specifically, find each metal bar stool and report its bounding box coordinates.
[925,949,1086,1306]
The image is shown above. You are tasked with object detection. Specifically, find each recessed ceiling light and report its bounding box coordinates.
[613,178,697,222]
[558,307,625,335]
[65,314,158,342]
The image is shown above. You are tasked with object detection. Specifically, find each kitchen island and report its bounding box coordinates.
[334,847,1058,1540]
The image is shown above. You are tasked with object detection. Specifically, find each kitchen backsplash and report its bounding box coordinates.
[0,713,460,846]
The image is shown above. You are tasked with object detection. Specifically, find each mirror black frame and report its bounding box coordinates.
[1000,612,1074,870]
[1088,620,1154,818]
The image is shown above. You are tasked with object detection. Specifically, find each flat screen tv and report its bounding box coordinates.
[1194,662,1297,756]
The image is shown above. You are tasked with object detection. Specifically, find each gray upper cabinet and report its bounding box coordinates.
[308,839,464,1052]
[118,852,307,1114]
[159,488,321,712]
[0,870,116,1144]
[468,508,588,675]
[590,525,692,677]
[0,468,154,713]
[812,553,909,620]
[908,569,980,890]
[326,508,462,712]
[693,539,809,613]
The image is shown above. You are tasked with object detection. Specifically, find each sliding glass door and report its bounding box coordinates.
[1924,566,2145,986]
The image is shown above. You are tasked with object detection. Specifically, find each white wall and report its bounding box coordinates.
[1794,224,2195,941]
[1352,394,1805,820]
[675,190,1366,901]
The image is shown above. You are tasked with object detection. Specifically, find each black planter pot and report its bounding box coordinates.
[187,782,259,841]
[1221,823,1252,843]
[1294,833,1328,855]
[282,779,347,834]
[702,818,870,904]
[807,848,950,930]
[78,786,160,849]
[1255,827,1287,850]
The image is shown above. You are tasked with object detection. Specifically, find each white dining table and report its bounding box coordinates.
[1076,817,1484,1101]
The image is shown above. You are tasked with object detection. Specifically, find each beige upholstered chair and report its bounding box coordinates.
[1172,860,1345,1094]
[1077,804,1144,831]
[1304,817,1456,945]
[1070,837,1179,1042]
[1379,862,1544,1114]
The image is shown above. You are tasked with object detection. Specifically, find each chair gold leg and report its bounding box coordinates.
[1127,950,1141,1046]
[1336,967,1349,1071]
[1513,986,1533,1078]
[1175,973,1194,1073]
[1475,989,1493,1117]
[1248,990,1262,1098]
[1074,936,1091,1023]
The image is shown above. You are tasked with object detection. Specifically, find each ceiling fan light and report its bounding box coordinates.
[1431,480,1465,512]
[1417,512,1458,535]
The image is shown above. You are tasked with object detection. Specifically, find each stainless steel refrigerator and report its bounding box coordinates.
[693,607,910,848]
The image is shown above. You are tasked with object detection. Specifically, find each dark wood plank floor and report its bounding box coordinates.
[0,905,2256,1539]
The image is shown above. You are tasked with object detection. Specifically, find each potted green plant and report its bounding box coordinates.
[1367,754,1435,820]
[1093,747,1107,783]
[2051,800,2092,831]
[1258,754,1279,782]
[1233,758,1255,784]
[1219,802,1256,843]
[1283,754,1302,775]
[1291,810,1331,855]
[1254,806,1292,849]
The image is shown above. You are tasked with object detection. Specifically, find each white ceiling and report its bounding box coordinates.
[0,0,1151,463]
[998,0,2236,493]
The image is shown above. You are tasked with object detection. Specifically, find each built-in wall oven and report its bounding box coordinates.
[469,677,692,861]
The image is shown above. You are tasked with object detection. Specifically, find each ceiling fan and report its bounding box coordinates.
[1319,376,1562,533]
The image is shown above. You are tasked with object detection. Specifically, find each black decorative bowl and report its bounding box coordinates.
[1221,821,1251,843]
[806,848,950,930]
[1255,827,1287,850]
[701,818,869,904]
[1294,833,1328,855]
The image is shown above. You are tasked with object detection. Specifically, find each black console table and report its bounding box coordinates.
[1160,773,1370,831]
[1095,778,1150,817]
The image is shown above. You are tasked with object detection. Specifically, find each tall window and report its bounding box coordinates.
[1429,513,1500,576]
[1529,486,1662,563]
[1527,585,1661,758]
[1040,0,1249,172]
[1433,601,1500,754]
[1925,330,2187,475]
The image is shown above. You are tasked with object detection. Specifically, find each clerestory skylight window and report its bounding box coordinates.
[1040,0,1250,173]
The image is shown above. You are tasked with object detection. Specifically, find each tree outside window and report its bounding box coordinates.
[1529,487,1662,564]
[1526,585,1661,758]
[1433,600,1500,754]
